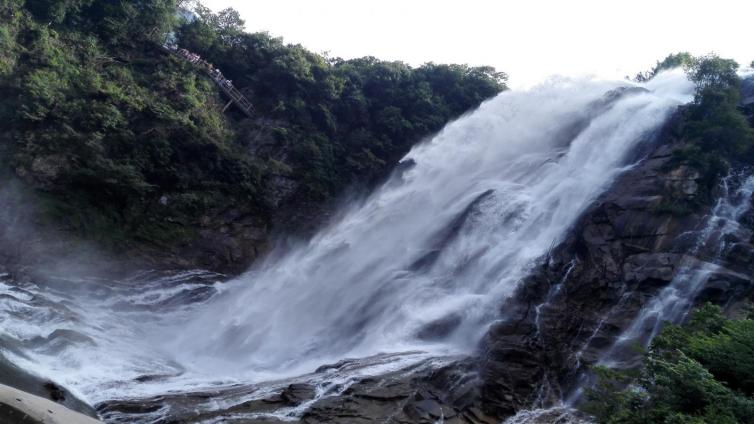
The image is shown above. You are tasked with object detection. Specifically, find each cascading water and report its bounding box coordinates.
[0,71,694,423]
[551,169,754,418]
[171,71,694,377]
[598,171,754,367]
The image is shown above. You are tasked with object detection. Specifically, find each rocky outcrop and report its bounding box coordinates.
[97,357,499,424]
[93,105,754,424]
[477,115,754,417]
[0,340,98,419]
[0,383,101,424]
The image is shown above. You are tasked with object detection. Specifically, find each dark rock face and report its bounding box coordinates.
[97,358,498,424]
[299,361,494,424]
[476,122,754,417]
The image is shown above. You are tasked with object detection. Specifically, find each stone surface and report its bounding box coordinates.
[476,111,754,418]
[0,383,102,424]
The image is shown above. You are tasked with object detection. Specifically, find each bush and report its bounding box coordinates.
[175,3,506,200]
[584,305,754,424]
[0,0,506,251]
[653,54,754,212]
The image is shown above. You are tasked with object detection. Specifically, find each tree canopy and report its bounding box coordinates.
[175,4,507,199]
[654,53,754,212]
[25,0,178,44]
[0,0,506,251]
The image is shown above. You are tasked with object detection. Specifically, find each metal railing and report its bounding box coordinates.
[164,44,255,117]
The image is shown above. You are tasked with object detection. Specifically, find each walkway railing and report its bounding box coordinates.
[163,44,255,117]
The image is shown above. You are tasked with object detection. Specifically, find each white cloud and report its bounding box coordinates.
[202,0,753,88]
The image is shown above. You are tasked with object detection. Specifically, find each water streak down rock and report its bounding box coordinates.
[478,117,754,418]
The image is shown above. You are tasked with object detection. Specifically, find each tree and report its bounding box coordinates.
[654,52,694,74]
[24,0,94,24]
[681,55,753,157]
[635,52,695,81]
[687,54,739,94]
[84,0,179,44]
[25,0,179,44]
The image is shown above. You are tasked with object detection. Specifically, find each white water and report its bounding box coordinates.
[503,406,591,424]
[598,171,754,368]
[0,71,694,421]
[560,170,754,410]
[171,71,693,377]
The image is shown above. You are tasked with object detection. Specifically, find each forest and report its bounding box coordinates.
[0,0,506,250]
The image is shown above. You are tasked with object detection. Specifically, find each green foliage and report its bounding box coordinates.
[654,305,754,396]
[682,55,753,158]
[176,7,506,200]
[23,0,178,44]
[688,55,739,94]
[656,52,695,72]
[634,52,694,81]
[0,1,261,246]
[656,54,754,213]
[0,0,504,252]
[0,0,25,76]
[584,305,754,424]
[25,0,93,24]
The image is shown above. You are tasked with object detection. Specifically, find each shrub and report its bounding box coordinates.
[584,305,754,424]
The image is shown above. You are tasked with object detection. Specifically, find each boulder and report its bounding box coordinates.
[0,383,102,424]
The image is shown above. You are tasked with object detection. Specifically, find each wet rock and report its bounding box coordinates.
[0,383,101,424]
[622,253,680,284]
[291,359,487,424]
[416,314,463,340]
[43,382,66,403]
[0,355,96,418]
[477,119,754,419]
[281,383,316,405]
[28,329,96,355]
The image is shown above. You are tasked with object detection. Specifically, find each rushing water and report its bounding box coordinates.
[0,71,694,422]
[557,169,754,412]
[599,171,754,367]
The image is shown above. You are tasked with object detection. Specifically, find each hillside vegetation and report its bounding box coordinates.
[0,0,506,263]
[647,53,754,214]
[584,54,754,423]
[586,305,754,424]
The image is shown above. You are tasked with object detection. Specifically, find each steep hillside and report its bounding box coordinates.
[0,0,506,272]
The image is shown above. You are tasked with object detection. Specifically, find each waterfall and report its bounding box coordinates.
[0,71,694,422]
[171,71,694,377]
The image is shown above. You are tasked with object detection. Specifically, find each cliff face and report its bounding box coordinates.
[478,110,754,416]
[0,1,507,276]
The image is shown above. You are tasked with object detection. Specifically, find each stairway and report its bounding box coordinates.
[164,44,255,117]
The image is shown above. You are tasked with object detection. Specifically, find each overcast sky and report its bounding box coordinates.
[202,0,753,88]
